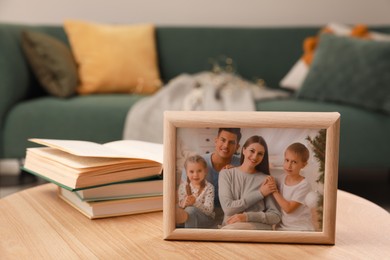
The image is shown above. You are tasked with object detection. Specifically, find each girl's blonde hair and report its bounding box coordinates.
[184,155,208,196]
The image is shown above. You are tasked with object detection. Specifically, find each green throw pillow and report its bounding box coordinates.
[297,34,390,114]
[21,30,79,98]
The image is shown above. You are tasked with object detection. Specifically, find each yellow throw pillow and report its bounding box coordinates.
[64,20,162,95]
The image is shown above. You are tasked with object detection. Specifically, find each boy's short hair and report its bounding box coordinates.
[286,143,310,163]
[218,128,242,143]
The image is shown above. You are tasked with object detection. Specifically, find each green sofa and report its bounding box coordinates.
[1,23,389,176]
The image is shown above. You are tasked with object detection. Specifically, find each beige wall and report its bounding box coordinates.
[0,0,389,26]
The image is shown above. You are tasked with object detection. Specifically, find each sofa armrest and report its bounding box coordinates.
[0,23,69,130]
[0,24,35,126]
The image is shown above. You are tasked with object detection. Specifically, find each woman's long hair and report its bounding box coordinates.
[240,135,270,175]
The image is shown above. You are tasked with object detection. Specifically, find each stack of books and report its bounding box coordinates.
[23,138,163,219]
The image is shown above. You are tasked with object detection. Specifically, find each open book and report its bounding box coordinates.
[22,138,163,190]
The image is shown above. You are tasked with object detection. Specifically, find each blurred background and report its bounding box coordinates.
[1,0,389,212]
[0,0,389,27]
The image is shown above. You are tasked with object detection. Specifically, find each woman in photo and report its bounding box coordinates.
[218,135,281,230]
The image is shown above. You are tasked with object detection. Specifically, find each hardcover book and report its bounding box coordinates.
[75,178,163,202]
[58,187,163,219]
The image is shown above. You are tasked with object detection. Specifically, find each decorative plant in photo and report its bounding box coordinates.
[306,129,326,229]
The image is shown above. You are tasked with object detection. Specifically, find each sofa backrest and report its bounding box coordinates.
[156,27,319,88]
[0,24,312,117]
[2,23,390,104]
[156,26,390,87]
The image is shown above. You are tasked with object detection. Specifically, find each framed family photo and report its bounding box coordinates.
[163,111,340,244]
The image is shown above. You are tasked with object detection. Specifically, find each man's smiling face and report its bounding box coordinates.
[214,130,239,160]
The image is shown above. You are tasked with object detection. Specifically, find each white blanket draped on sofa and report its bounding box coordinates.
[123,72,289,143]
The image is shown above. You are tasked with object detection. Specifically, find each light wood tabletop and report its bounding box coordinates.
[1,183,389,259]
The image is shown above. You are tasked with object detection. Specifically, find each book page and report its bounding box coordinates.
[29,138,136,158]
[103,140,163,163]
[27,147,133,169]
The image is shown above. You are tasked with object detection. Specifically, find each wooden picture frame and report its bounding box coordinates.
[163,111,340,244]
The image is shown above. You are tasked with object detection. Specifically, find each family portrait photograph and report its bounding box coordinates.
[163,111,340,244]
[175,127,325,232]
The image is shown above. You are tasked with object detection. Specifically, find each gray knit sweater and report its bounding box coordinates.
[219,167,281,226]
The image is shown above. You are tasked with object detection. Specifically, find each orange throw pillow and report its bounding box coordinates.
[64,20,162,95]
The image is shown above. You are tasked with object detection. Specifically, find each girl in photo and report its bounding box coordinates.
[176,155,215,228]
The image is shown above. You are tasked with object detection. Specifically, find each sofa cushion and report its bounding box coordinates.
[21,30,78,98]
[297,34,390,114]
[64,20,162,95]
[2,94,145,158]
[280,23,390,91]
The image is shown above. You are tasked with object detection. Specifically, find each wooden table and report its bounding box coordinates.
[1,184,389,259]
